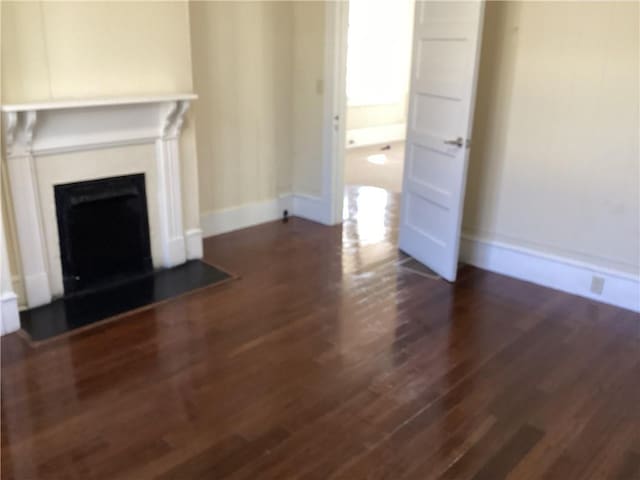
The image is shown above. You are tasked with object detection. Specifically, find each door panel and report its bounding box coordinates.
[399,0,485,281]
[407,144,455,207]
[413,94,462,136]
[415,40,469,98]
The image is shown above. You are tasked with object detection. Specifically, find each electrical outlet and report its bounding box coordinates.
[590,276,605,295]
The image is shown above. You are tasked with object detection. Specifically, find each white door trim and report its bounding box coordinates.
[323,0,349,225]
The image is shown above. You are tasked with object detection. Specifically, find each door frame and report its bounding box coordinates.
[323,0,414,224]
[322,0,349,225]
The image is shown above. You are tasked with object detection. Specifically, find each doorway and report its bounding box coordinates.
[342,0,414,211]
[325,1,485,281]
[341,0,415,245]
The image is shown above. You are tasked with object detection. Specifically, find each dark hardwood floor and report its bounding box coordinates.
[2,186,639,479]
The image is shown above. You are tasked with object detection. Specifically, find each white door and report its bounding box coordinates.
[398,1,485,281]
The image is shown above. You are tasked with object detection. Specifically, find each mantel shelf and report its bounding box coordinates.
[1,93,197,113]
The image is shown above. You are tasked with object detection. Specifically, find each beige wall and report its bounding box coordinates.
[190,0,326,208]
[2,1,194,101]
[1,1,200,305]
[292,1,326,197]
[190,1,293,213]
[464,1,639,275]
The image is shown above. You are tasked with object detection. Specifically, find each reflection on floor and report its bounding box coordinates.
[2,185,639,479]
[343,185,399,247]
[345,141,405,192]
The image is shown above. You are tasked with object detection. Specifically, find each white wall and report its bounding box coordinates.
[1,0,200,306]
[464,1,639,277]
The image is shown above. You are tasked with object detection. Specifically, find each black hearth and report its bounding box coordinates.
[55,174,153,294]
[20,260,232,342]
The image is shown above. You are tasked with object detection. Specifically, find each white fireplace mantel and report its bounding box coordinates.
[2,93,201,308]
[1,93,197,113]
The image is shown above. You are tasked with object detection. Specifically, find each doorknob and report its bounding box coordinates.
[444,137,464,147]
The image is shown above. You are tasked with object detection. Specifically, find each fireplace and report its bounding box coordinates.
[54,174,153,294]
[1,94,204,311]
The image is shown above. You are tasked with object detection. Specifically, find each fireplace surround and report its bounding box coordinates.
[1,94,202,309]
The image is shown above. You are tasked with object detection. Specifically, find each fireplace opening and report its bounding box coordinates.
[55,174,153,294]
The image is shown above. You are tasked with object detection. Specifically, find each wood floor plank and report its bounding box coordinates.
[612,451,640,480]
[2,186,638,480]
[469,425,545,480]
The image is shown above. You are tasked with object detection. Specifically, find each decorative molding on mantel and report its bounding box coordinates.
[1,94,201,308]
[2,94,198,158]
[0,93,197,113]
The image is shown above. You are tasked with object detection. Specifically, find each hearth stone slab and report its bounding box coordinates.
[20,260,231,342]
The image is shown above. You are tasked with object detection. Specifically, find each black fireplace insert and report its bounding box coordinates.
[54,174,153,294]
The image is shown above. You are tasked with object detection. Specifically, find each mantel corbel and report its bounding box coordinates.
[4,112,18,156]
[160,100,191,140]
[3,110,38,158]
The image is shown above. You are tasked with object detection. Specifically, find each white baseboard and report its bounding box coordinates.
[201,195,293,237]
[1,292,20,336]
[185,228,204,260]
[292,194,333,225]
[200,193,334,238]
[460,234,640,312]
[346,123,406,149]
